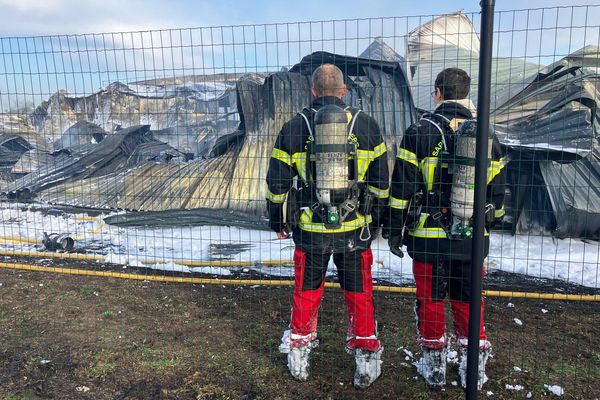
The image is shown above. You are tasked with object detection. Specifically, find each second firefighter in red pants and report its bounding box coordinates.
[387,68,506,390]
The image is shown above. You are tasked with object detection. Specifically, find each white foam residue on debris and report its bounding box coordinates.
[505,384,524,391]
[401,348,414,360]
[447,349,459,363]
[544,384,565,396]
[0,205,599,288]
[125,81,234,101]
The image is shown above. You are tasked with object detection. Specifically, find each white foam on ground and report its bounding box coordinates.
[0,204,598,288]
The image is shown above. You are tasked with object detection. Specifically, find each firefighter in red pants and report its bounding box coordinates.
[266,64,389,389]
[387,67,506,389]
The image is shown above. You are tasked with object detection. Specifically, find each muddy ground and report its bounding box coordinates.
[0,262,599,400]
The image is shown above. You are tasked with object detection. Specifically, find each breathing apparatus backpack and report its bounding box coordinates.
[446,119,496,239]
[297,104,370,231]
[416,114,495,240]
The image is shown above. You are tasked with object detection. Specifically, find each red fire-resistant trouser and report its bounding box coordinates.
[290,247,380,352]
[413,259,488,350]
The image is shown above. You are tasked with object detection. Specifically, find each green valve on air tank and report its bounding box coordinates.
[462,226,473,239]
[327,210,340,225]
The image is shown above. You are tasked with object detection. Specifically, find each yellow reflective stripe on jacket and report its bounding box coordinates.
[408,213,490,238]
[292,152,308,182]
[356,153,369,180]
[356,142,387,181]
[389,196,409,210]
[487,157,507,184]
[419,157,439,192]
[408,213,447,238]
[373,142,387,158]
[271,148,292,167]
[298,209,372,233]
[368,184,389,199]
[397,148,418,166]
[495,206,505,218]
[266,189,286,204]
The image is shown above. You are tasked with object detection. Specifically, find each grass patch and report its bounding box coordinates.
[3,392,44,400]
[81,362,117,380]
[78,285,96,296]
[204,353,236,375]
[195,384,232,400]
[551,362,578,376]
[141,358,179,369]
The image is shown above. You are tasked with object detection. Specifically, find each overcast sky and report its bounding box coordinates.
[0,0,599,37]
[1,0,598,110]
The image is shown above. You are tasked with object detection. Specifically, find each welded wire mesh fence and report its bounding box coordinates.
[0,5,599,399]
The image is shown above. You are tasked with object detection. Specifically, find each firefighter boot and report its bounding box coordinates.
[353,347,383,389]
[280,330,319,381]
[416,346,447,388]
[459,347,492,390]
[287,344,313,381]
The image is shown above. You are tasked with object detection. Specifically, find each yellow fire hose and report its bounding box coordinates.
[0,258,598,301]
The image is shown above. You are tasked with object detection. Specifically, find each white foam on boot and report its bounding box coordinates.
[459,348,492,390]
[415,347,447,387]
[287,345,312,381]
[279,329,292,353]
[353,347,383,389]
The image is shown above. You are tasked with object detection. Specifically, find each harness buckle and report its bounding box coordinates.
[431,211,443,222]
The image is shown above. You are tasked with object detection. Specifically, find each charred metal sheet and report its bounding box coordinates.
[490,47,600,237]
[54,121,107,150]
[33,49,415,215]
[2,125,153,199]
[103,208,270,230]
[540,152,600,239]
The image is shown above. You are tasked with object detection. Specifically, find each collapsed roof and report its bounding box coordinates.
[3,125,188,201]
[490,48,600,238]
[0,42,415,218]
[1,14,599,239]
[28,77,239,157]
[0,115,49,185]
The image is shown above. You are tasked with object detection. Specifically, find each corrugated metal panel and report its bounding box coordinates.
[540,153,600,239]
[28,53,415,214]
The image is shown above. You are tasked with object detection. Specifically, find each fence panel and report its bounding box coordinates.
[0,6,598,399]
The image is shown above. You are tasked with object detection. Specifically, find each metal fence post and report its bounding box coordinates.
[466,1,495,399]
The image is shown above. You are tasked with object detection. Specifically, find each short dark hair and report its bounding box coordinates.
[434,68,470,100]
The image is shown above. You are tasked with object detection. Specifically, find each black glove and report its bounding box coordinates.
[388,232,404,258]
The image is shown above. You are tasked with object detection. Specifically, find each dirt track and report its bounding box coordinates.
[0,267,599,400]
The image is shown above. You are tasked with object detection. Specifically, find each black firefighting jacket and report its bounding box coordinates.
[266,96,389,253]
[389,100,506,262]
